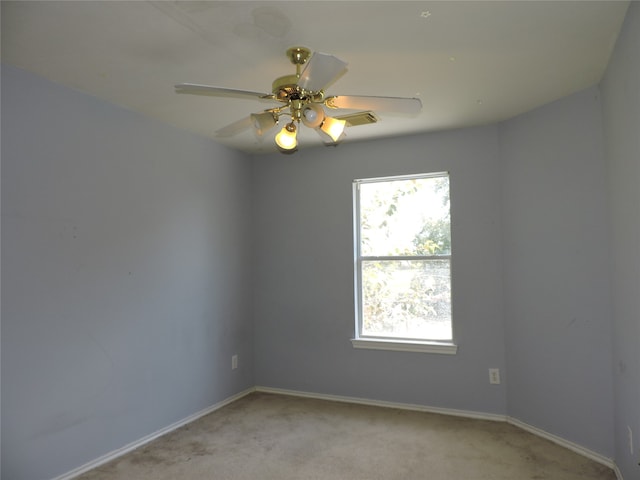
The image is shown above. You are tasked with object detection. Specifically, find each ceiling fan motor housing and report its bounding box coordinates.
[272,74,302,102]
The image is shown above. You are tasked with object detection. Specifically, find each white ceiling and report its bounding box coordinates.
[1,1,630,154]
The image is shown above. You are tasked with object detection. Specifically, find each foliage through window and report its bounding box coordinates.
[354,173,452,344]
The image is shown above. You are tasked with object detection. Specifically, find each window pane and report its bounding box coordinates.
[359,177,450,257]
[361,259,452,340]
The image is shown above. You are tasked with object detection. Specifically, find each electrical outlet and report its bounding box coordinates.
[628,425,634,455]
[489,368,501,385]
[231,354,238,370]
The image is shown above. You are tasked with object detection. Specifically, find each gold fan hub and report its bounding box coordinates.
[272,74,302,102]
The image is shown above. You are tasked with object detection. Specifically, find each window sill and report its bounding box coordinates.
[351,338,458,355]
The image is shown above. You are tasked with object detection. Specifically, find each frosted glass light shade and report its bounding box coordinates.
[275,123,297,150]
[250,112,277,136]
[320,116,346,142]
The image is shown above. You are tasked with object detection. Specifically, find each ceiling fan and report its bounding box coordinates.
[175,47,422,153]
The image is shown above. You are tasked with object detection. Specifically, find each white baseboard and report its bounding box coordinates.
[255,385,507,422]
[613,463,624,480]
[53,387,256,480]
[256,386,616,473]
[507,416,615,470]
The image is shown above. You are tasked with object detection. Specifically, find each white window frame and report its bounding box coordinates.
[351,172,457,355]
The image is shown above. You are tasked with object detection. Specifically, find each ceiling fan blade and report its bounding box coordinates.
[335,111,379,127]
[298,52,348,92]
[214,116,254,138]
[325,95,422,114]
[175,83,276,102]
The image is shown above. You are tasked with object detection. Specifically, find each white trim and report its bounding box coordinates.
[53,387,256,480]
[613,463,624,480]
[255,386,505,422]
[362,254,452,261]
[507,416,615,470]
[353,172,454,349]
[351,337,458,354]
[353,171,450,184]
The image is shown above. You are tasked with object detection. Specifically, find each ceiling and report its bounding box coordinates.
[1,1,630,154]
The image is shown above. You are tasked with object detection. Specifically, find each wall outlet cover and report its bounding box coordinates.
[232,354,238,370]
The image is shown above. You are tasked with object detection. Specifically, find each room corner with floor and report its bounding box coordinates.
[2,2,639,480]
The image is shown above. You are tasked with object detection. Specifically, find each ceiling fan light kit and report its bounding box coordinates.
[275,122,298,152]
[320,116,347,143]
[250,111,278,136]
[175,46,422,153]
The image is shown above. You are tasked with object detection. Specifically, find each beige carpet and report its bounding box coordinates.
[76,392,615,480]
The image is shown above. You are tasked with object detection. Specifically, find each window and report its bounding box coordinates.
[352,172,456,354]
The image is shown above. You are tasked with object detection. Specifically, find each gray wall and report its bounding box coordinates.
[601,3,640,479]
[1,64,254,480]
[499,87,614,457]
[252,127,508,415]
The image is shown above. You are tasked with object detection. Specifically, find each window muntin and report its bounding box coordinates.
[354,173,453,344]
